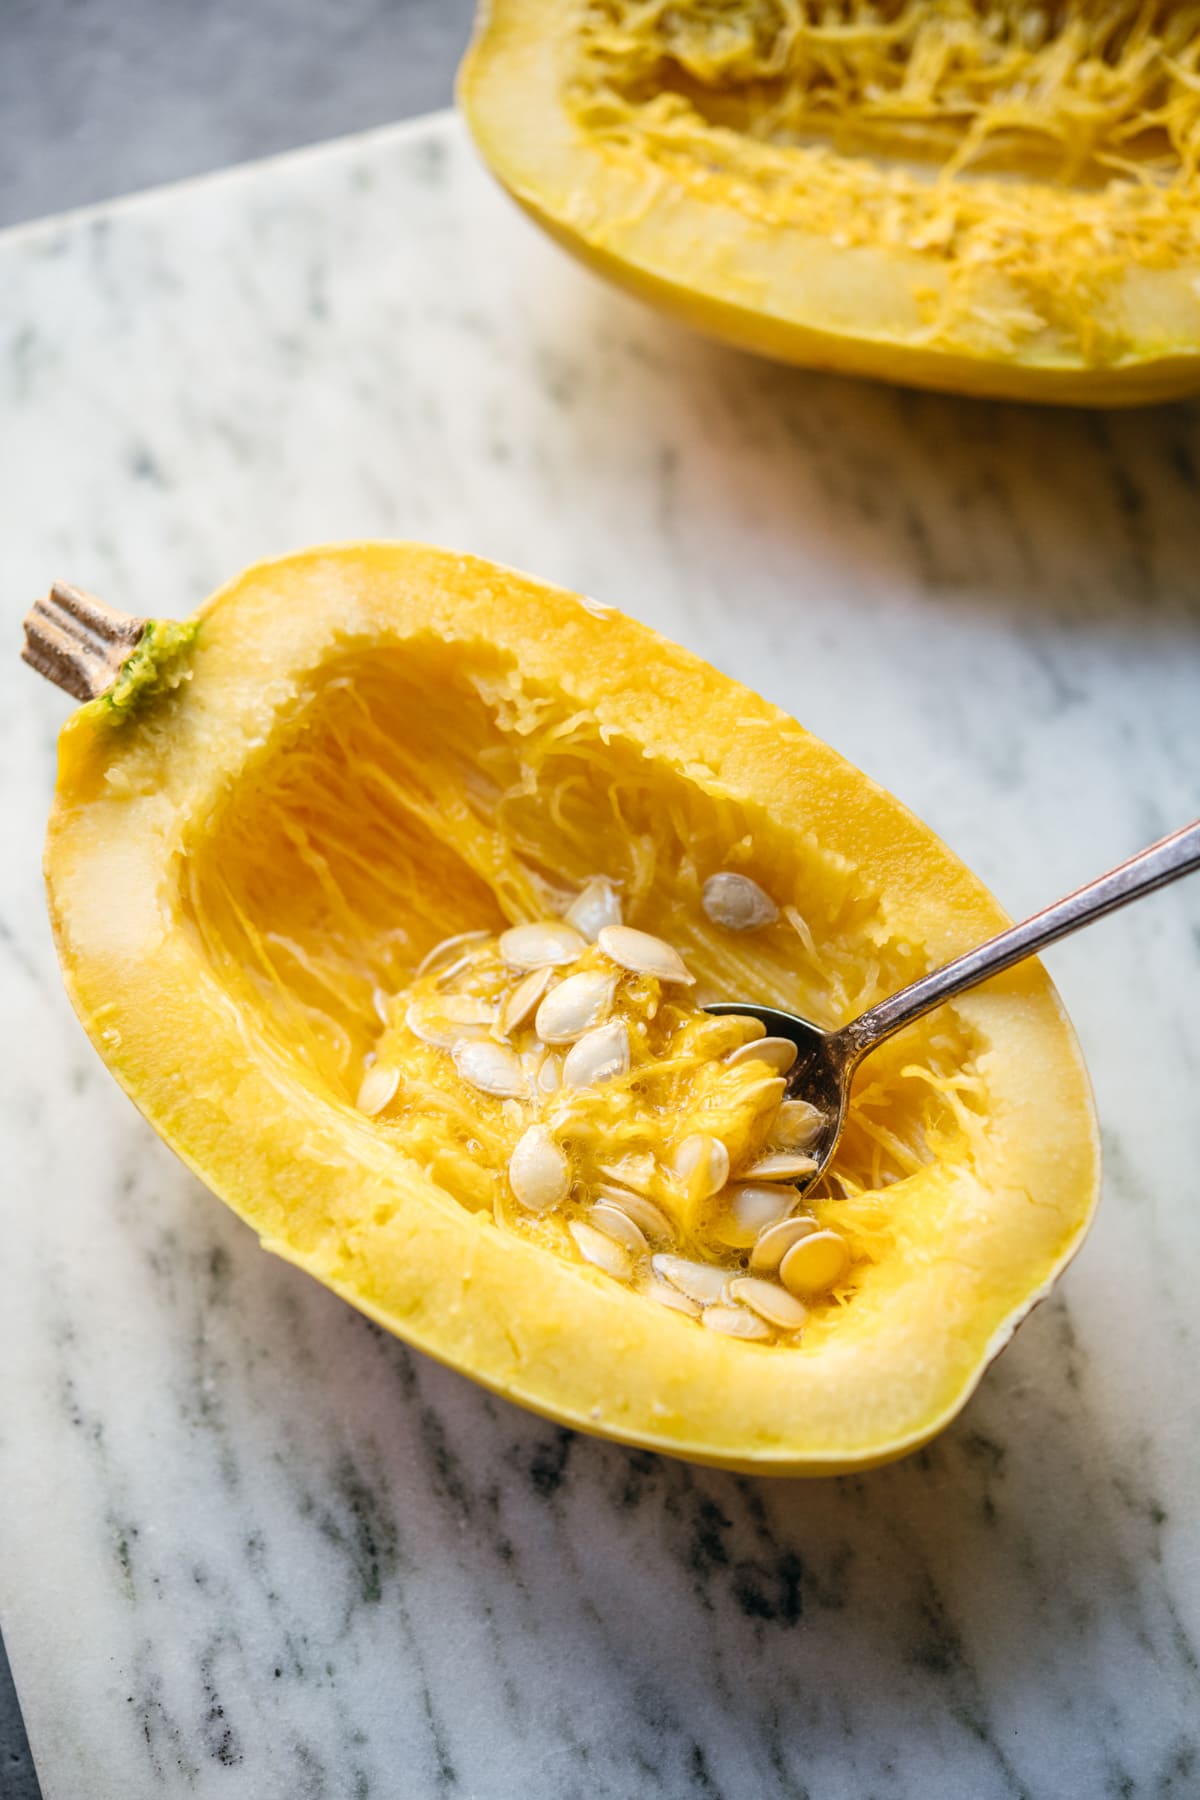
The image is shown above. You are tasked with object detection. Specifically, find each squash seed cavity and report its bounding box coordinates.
[363,890,860,1346]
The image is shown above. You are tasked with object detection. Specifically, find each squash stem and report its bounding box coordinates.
[21,583,146,702]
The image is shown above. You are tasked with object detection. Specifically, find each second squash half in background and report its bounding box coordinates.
[461,0,1200,405]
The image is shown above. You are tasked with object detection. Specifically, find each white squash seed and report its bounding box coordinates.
[597,925,694,985]
[499,920,587,968]
[562,1020,631,1087]
[725,1036,798,1075]
[702,1305,771,1341]
[509,1124,571,1212]
[454,1040,529,1099]
[587,1202,648,1254]
[415,928,491,979]
[779,1230,851,1298]
[673,1132,730,1200]
[535,970,617,1043]
[406,996,494,1048]
[709,1182,793,1249]
[499,966,552,1036]
[565,876,622,941]
[536,1050,562,1094]
[748,1214,821,1274]
[569,1220,633,1280]
[741,1151,819,1182]
[651,1255,728,1306]
[434,953,477,988]
[594,1187,675,1244]
[598,1155,657,1196]
[702,872,779,931]
[356,1063,399,1116]
[647,1281,702,1318]
[727,1277,808,1331]
[770,1099,825,1152]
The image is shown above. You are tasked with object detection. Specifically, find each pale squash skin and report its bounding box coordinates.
[44,545,1100,1474]
[459,1,1200,407]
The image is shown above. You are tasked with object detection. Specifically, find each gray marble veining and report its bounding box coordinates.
[1,112,1198,1800]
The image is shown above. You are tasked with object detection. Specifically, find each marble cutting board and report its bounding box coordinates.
[2,110,1198,1800]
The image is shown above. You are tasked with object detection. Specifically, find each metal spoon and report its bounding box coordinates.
[707,817,1200,1191]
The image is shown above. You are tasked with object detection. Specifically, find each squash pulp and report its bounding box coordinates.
[460,0,1200,405]
[42,544,1099,1473]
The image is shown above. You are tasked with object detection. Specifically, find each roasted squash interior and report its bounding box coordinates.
[180,637,990,1345]
[566,0,1200,353]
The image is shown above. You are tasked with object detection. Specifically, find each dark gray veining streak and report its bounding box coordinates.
[0,113,1198,1800]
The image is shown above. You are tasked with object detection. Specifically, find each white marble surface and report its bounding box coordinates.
[2,111,1199,1800]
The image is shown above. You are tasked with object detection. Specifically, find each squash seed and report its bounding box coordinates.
[597,924,694,985]
[499,920,586,968]
[594,1187,675,1244]
[702,872,779,931]
[406,996,494,1048]
[598,1154,657,1196]
[780,1230,851,1298]
[587,1202,648,1254]
[673,1132,730,1200]
[371,985,392,1027]
[356,1063,399,1116]
[535,970,617,1043]
[727,1277,808,1331]
[709,1182,793,1249]
[500,966,553,1036]
[562,1019,630,1087]
[725,1036,798,1075]
[536,1050,562,1094]
[569,1220,633,1281]
[652,1254,727,1306]
[742,1151,819,1182]
[748,1214,821,1274]
[454,1040,529,1099]
[565,876,622,942]
[647,1281,701,1318]
[415,928,491,979]
[434,953,478,988]
[702,1305,771,1341]
[509,1124,570,1212]
[728,1015,768,1043]
[770,1099,825,1152]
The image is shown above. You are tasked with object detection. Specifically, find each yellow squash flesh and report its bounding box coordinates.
[44,544,1099,1472]
[460,0,1200,405]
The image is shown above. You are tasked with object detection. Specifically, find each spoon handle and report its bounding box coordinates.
[840,815,1200,1061]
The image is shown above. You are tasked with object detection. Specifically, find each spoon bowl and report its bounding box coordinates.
[707,813,1200,1200]
[705,1002,851,1188]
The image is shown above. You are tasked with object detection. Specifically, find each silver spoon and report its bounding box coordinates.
[707,817,1200,1191]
